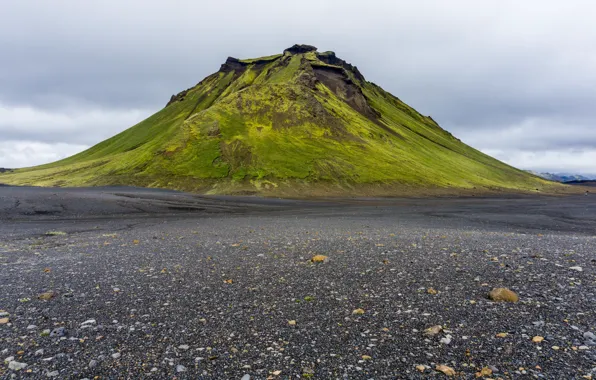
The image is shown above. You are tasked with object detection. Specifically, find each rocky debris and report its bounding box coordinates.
[310,254,328,263]
[488,287,519,302]
[570,266,583,272]
[38,291,57,300]
[8,360,27,371]
[424,325,443,336]
[436,364,456,376]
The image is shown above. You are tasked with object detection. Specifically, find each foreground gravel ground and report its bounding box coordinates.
[1,187,595,379]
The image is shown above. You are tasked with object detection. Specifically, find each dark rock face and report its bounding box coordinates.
[220,57,249,73]
[165,89,189,107]
[317,51,365,82]
[284,44,318,55]
[0,168,12,173]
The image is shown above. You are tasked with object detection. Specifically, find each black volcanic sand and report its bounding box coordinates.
[1,186,595,379]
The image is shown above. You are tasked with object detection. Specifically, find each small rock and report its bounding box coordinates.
[38,291,56,300]
[272,370,282,376]
[416,365,426,372]
[352,308,365,315]
[89,359,98,368]
[310,255,328,263]
[241,375,251,380]
[436,364,456,376]
[288,320,296,326]
[476,367,493,377]
[50,327,66,338]
[27,324,37,330]
[178,344,190,350]
[488,288,519,303]
[35,349,44,356]
[570,266,583,272]
[0,318,9,324]
[585,332,596,340]
[81,319,96,326]
[0,311,9,317]
[532,336,545,343]
[176,365,187,372]
[112,353,121,359]
[8,361,27,371]
[46,370,59,377]
[424,325,443,336]
[440,334,452,345]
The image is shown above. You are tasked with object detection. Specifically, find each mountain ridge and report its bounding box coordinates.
[0,44,562,196]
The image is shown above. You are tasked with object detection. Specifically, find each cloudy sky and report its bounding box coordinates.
[1,1,595,174]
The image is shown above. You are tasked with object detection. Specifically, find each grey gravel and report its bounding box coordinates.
[0,187,595,378]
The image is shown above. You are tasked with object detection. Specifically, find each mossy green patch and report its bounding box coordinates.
[0,45,562,196]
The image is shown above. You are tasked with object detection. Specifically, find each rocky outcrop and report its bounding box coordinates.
[284,44,317,55]
[317,51,365,82]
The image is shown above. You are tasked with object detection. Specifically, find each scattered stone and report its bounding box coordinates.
[569,266,583,272]
[89,359,98,368]
[178,344,190,351]
[552,346,560,350]
[0,311,9,317]
[440,334,452,345]
[50,327,66,338]
[416,365,426,372]
[424,325,443,336]
[176,365,187,372]
[46,370,59,377]
[352,308,365,315]
[362,355,372,360]
[310,255,328,263]
[35,349,44,356]
[427,287,438,295]
[288,320,296,326]
[8,361,27,371]
[532,336,544,343]
[496,332,508,338]
[112,352,121,359]
[272,370,282,376]
[241,375,250,380]
[81,319,97,326]
[476,367,493,377]
[27,324,37,330]
[436,364,456,376]
[38,291,56,300]
[488,288,519,303]
[0,317,9,324]
[585,332,596,340]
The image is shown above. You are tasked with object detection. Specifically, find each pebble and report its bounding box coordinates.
[27,324,38,330]
[178,344,190,350]
[35,349,44,356]
[112,353,121,359]
[585,332,596,340]
[46,370,60,377]
[440,335,452,345]
[89,359,98,368]
[569,266,583,272]
[176,364,187,373]
[81,319,97,326]
[8,361,28,371]
[242,375,251,380]
[50,327,66,337]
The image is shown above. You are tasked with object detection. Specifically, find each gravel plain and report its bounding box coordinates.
[1,186,595,379]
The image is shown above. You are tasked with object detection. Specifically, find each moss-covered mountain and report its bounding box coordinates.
[0,44,557,195]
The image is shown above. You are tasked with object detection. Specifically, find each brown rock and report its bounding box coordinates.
[38,291,56,301]
[488,288,519,303]
[436,364,456,376]
[424,325,443,336]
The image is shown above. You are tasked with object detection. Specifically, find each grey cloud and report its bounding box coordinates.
[0,0,595,172]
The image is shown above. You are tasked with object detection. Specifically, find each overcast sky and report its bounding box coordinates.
[1,1,595,174]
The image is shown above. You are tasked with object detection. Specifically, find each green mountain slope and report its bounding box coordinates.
[0,44,558,196]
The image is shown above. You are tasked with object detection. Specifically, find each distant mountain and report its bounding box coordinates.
[0,44,559,196]
[0,168,12,173]
[527,171,596,183]
[564,180,596,187]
